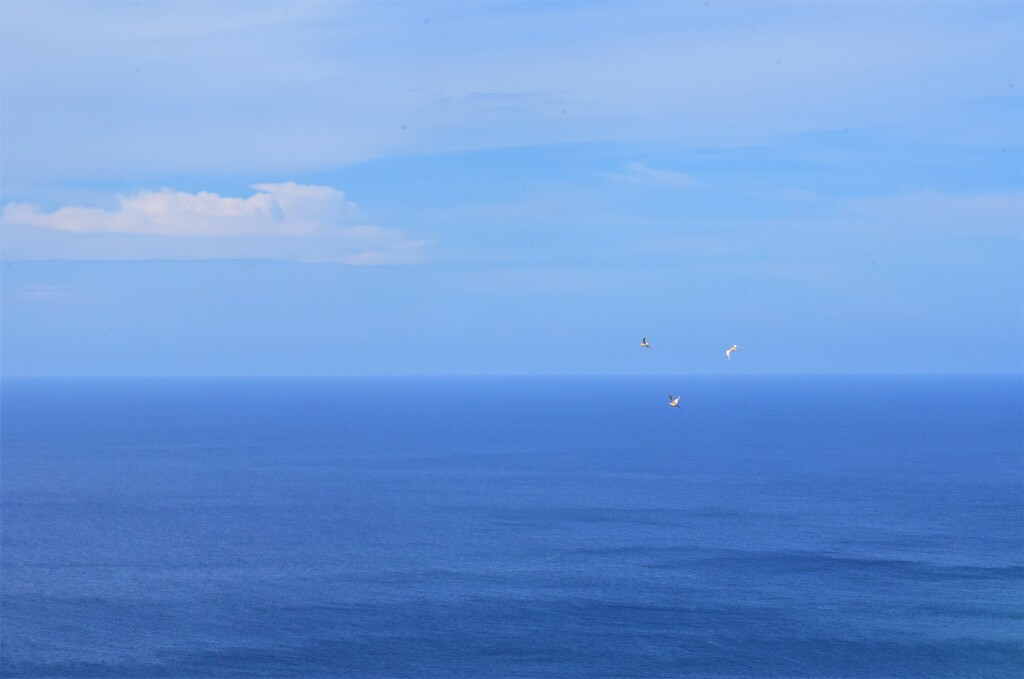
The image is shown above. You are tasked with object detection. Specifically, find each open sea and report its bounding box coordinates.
[1,376,1021,678]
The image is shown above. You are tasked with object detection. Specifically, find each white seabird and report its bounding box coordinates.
[640,337,651,348]
[725,344,740,360]
[668,394,680,407]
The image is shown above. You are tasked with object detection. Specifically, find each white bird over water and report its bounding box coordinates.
[726,344,740,360]
[668,394,680,407]
[640,337,651,348]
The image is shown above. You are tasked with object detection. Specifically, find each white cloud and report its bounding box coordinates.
[3,183,360,236]
[1,183,431,264]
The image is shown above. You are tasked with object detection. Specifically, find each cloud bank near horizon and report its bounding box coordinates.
[2,183,431,264]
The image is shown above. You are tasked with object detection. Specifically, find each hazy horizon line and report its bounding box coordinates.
[2,372,1021,381]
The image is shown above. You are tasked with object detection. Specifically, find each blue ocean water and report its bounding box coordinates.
[1,376,1021,678]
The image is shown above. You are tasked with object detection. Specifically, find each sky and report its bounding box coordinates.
[1,0,1022,377]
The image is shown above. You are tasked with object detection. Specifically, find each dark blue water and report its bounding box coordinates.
[2,376,1021,678]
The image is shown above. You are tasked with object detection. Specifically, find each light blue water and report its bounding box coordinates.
[2,376,1021,677]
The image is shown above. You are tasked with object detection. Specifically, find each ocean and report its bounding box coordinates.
[1,376,1021,678]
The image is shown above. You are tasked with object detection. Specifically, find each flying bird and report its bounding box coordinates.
[668,394,680,407]
[640,337,651,348]
[726,344,740,360]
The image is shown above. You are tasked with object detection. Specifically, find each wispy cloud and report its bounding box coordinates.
[2,183,432,264]
[3,2,1018,184]
[1,283,91,303]
[847,191,1024,238]
[605,162,703,189]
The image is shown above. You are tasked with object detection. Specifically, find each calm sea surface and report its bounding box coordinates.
[2,376,1021,678]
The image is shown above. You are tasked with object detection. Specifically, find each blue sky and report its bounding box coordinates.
[1,1,1021,376]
